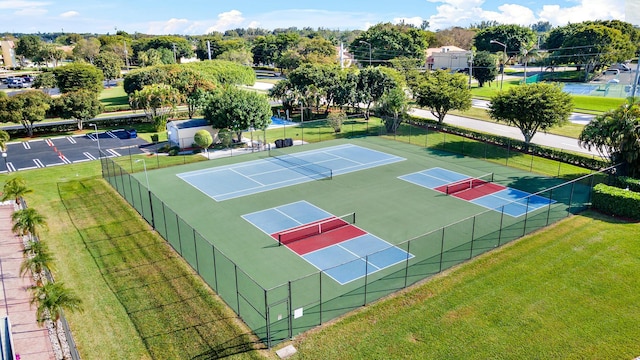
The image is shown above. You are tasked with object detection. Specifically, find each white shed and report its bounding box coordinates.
[166,119,219,149]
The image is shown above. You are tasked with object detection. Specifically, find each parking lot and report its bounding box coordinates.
[1,129,148,173]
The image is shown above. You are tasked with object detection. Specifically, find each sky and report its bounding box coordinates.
[0,0,634,35]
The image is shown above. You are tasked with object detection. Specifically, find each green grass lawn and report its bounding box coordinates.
[2,162,267,360]
[284,211,640,359]
[99,84,130,110]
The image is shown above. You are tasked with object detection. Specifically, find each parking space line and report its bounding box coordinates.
[106,131,118,139]
[106,149,121,157]
[87,133,98,141]
[59,155,72,164]
[23,142,31,150]
[45,139,54,146]
[6,162,16,172]
[33,159,45,168]
[83,152,97,160]
[67,137,77,144]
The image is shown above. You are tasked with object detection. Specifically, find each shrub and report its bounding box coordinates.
[592,183,640,220]
[614,176,640,192]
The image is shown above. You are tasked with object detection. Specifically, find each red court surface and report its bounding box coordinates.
[434,179,506,201]
[272,225,366,255]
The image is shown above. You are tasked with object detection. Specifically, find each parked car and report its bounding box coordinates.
[7,78,27,88]
[22,75,35,82]
[603,68,620,76]
[610,63,631,72]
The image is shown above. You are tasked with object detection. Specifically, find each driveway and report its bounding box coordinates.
[1,129,149,173]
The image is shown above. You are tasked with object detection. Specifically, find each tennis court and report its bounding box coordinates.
[177,144,405,201]
[107,137,596,346]
[243,201,413,285]
[399,167,555,217]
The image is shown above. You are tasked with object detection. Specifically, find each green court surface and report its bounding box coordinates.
[111,136,594,346]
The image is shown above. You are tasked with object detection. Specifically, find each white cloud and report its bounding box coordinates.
[204,10,245,33]
[426,0,625,30]
[146,18,191,35]
[480,4,537,25]
[538,0,625,26]
[60,10,79,18]
[628,0,640,26]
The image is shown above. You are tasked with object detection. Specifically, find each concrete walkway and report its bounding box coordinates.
[0,203,55,360]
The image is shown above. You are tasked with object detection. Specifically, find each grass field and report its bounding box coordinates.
[2,161,267,360]
[285,211,640,359]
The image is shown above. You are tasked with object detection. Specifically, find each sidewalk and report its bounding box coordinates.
[0,203,55,360]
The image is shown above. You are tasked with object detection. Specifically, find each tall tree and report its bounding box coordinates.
[53,63,104,94]
[94,51,124,86]
[129,84,182,131]
[489,83,573,146]
[29,282,83,360]
[72,37,101,64]
[203,87,272,141]
[471,51,498,87]
[473,24,537,56]
[32,72,57,95]
[375,86,410,133]
[15,35,43,64]
[414,70,472,123]
[579,98,640,177]
[355,67,397,119]
[0,91,51,137]
[0,130,9,152]
[55,90,104,130]
[351,23,430,66]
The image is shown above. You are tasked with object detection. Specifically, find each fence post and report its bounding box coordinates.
[469,216,476,259]
[193,229,199,273]
[235,264,240,315]
[319,272,323,325]
[363,256,369,306]
[439,227,445,272]
[264,289,270,349]
[522,197,531,236]
[497,206,505,246]
[404,241,411,288]
[545,188,554,226]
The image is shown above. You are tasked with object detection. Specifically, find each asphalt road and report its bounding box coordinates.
[1,129,148,173]
[408,108,601,157]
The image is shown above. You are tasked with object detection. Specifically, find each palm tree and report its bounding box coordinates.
[1,176,33,204]
[29,282,83,360]
[20,240,55,285]
[11,207,47,239]
[519,43,541,84]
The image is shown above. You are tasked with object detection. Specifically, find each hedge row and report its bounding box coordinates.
[614,176,640,192]
[405,116,609,171]
[592,183,640,220]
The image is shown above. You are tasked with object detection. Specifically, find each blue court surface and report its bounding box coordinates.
[243,201,414,285]
[562,84,597,95]
[399,167,555,217]
[470,188,555,217]
[303,234,413,285]
[177,144,405,201]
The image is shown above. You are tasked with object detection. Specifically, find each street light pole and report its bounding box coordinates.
[359,40,371,67]
[490,40,507,90]
[89,123,101,158]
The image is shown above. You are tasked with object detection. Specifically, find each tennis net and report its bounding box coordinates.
[268,145,333,180]
[278,213,356,246]
[445,173,494,195]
